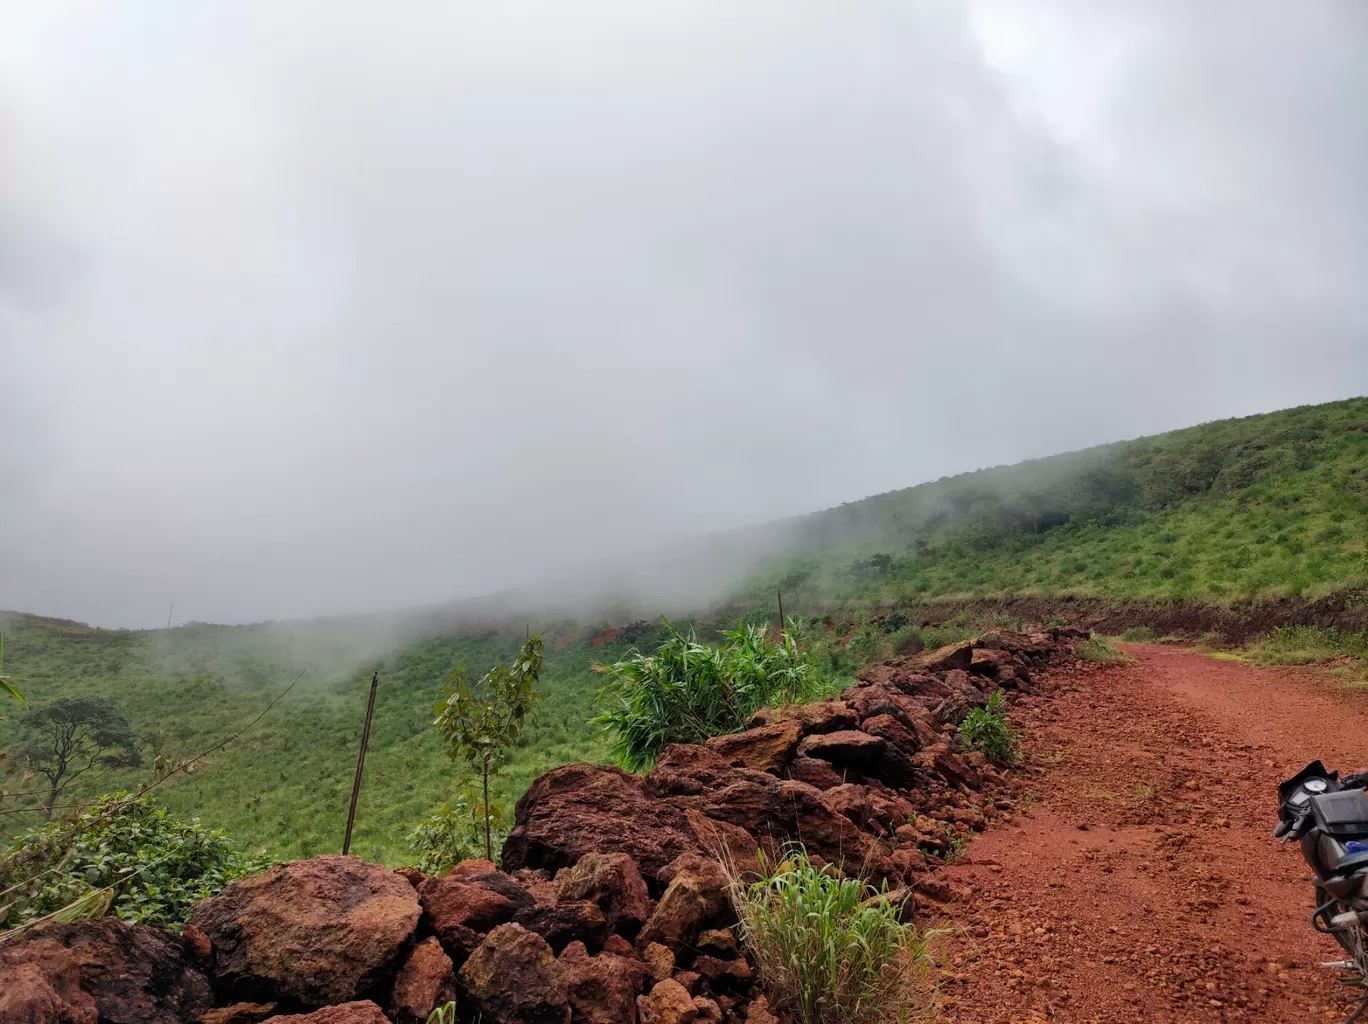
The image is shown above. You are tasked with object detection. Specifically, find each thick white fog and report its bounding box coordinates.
[2,1,1365,626]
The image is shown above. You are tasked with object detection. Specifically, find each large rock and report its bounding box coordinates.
[819,783,915,834]
[650,748,894,883]
[0,921,211,1024]
[917,641,974,673]
[703,720,801,774]
[418,872,533,964]
[782,756,845,790]
[0,953,97,1024]
[188,855,421,1009]
[203,1004,279,1024]
[744,701,858,736]
[504,763,754,881]
[558,941,650,1024]
[552,853,651,938]
[264,1002,393,1024]
[387,938,456,1024]
[457,923,570,1024]
[635,980,701,1024]
[637,854,729,952]
[796,730,886,768]
[514,901,610,954]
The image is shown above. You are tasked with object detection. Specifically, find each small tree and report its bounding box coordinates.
[16,698,141,822]
[432,635,543,861]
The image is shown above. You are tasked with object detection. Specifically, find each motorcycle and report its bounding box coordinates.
[1275,761,1368,1023]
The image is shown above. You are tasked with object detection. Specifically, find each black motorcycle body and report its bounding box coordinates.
[1276,761,1368,1021]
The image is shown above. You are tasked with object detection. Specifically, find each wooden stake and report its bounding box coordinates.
[777,590,786,635]
[342,672,379,856]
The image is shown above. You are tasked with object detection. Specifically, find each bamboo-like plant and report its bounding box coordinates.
[593,617,827,772]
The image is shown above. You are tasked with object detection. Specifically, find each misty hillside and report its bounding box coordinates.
[732,395,1368,611]
[3,396,1366,865]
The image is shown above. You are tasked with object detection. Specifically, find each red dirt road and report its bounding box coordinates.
[936,645,1368,1023]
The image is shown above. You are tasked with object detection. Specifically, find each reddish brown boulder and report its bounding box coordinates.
[419,872,533,964]
[635,979,700,1024]
[446,859,498,878]
[264,1001,393,1024]
[796,729,886,767]
[202,1003,279,1024]
[0,959,96,1024]
[917,641,974,673]
[457,923,569,1024]
[782,756,845,790]
[637,855,729,952]
[387,938,456,1024]
[842,686,941,747]
[859,713,923,757]
[504,764,752,881]
[641,942,675,984]
[558,941,650,1024]
[703,720,801,774]
[744,995,780,1024]
[189,856,419,1010]
[745,701,857,735]
[552,852,652,937]
[913,746,982,791]
[820,783,914,834]
[514,900,610,954]
[690,955,752,992]
[0,921,210,1024]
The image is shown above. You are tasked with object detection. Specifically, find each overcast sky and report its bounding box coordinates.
[2,1,1365,628]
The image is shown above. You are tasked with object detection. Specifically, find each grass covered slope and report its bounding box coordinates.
[734,396,1368,609]
[0,613,630,864]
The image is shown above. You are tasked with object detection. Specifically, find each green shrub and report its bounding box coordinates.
[0,793,269,931]
[887,626,924,656]
[958,690,1020,766]
[407,785,504,874]
[1076,637,1126,662]
[593,619,828,771]
[728,846,931,1024]
[1118,625,1157,642]
[1250,625,1368,665]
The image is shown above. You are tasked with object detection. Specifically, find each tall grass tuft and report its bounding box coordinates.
[1250,625,1368,665]
[593,619,829,771]
[726,845,933,1024]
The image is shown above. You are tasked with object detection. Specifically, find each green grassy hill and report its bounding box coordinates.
[0,614,656,864]
[3,396,1366,865]
[732,396,1368,612]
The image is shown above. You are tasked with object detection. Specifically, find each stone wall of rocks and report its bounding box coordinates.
[0,628,1083,1024]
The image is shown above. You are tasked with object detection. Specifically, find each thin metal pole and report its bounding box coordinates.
[342,672,379,856]
[777,591,785,635]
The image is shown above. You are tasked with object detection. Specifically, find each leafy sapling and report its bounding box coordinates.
[433,635,543,862]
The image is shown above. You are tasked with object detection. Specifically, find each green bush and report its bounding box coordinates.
[593,620,829,771]
[1118,626,1157,643]
[887,626,924,656]
[1250,625,1368,665]
[728,845,931,1024]
[958,690,1020,766]
[0,793,269,931]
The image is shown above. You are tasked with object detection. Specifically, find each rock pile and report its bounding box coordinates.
[0,628,1080,1024]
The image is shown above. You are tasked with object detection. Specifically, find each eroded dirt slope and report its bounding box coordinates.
[937,646,1368,1023]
